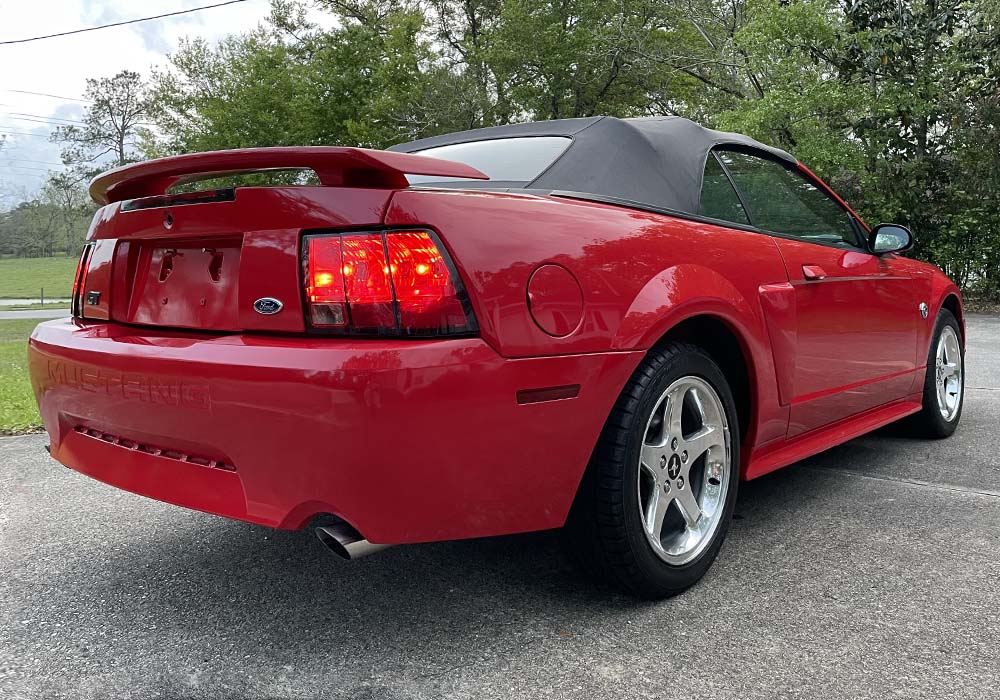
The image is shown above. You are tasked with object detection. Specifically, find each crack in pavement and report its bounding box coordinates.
[804,465,1000,499]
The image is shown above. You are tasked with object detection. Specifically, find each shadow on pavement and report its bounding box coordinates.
[41,464,810,661]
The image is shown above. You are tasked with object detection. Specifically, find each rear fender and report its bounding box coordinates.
[612,264,758,351]
[613,264,789,454]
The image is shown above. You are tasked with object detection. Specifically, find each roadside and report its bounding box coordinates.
[0,301,71,311]
[0,318,42,434]
[0,309,70,321]
[1,315,997,699]
[964,298,1000,315]
[0,256,75,300]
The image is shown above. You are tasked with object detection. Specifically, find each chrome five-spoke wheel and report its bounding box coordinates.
[909,308,963,439]
[637,376,731,566]
[563,341,739,598]
[935,325,962,422]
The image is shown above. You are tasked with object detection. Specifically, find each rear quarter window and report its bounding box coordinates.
[407,136,571,185]
[699,152,750,225]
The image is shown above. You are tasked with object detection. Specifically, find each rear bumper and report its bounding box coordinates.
[29,319,641,543]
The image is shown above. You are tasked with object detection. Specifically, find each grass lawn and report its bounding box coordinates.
[0,256,78,299]
[0,318,43,434]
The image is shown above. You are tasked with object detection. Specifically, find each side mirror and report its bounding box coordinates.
[868,223,914,255]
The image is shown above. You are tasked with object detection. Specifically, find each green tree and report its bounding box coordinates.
[149,1,437,152]
[133,0,1000,300]
[41,173,95,254]
[658,0,1000,296]
[51,70,151,174]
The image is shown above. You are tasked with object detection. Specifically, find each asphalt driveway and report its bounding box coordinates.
[2,316,998,700]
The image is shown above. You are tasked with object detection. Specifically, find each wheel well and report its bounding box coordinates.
[942,294,963,341]
[653,315,753,442]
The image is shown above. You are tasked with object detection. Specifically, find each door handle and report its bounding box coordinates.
[802,264,827,281]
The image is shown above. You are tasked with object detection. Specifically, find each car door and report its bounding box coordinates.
[713,150,919,436]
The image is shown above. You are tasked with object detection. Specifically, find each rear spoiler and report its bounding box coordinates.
[89,146,490,205]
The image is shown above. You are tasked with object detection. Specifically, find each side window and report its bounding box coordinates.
[699,152,750,225]
[716,150,861,248]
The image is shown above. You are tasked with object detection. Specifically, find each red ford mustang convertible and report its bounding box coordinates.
[29,117,964,597]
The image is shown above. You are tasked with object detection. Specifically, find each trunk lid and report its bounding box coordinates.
[76,147,487,333]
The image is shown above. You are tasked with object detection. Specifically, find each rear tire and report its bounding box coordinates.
[906,309,964,439]
[563,342,740,599]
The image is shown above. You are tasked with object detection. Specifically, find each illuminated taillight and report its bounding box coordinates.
[302,229,477,336]
[305,236,348,327]
[71,243,95,318]
[386,231,468,330]
[341,234,396,329]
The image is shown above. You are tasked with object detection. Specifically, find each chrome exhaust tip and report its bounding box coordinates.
[315,523,391,560]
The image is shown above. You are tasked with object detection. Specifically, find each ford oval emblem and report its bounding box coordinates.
[253,297,283,315]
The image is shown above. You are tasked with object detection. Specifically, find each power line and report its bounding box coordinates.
[2,89,89,103]
[0,128,53,137]
[6,116,80,128]
[9,112,85,124]
[0,0,253,45]
[5,163,65,170]
[1,157,65,166]
[5,116,159,133]
[4,165,62,173]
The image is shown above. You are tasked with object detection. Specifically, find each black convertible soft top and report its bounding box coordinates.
[390,116,796,215]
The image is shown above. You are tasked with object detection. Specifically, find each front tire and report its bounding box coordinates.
[907,308,964,438]
[564,342,740,599]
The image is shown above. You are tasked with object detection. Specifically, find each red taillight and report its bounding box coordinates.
[71,243,94,318]
[302,229,477,336]
[305,236,348,326]
[386,231,468,330]
[341,234,396,329]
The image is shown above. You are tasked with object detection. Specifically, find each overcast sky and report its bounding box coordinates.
[0,0,329,205]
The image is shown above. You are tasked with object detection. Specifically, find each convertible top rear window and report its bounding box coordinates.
[392,116,798,214]
[407,136,571,185]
